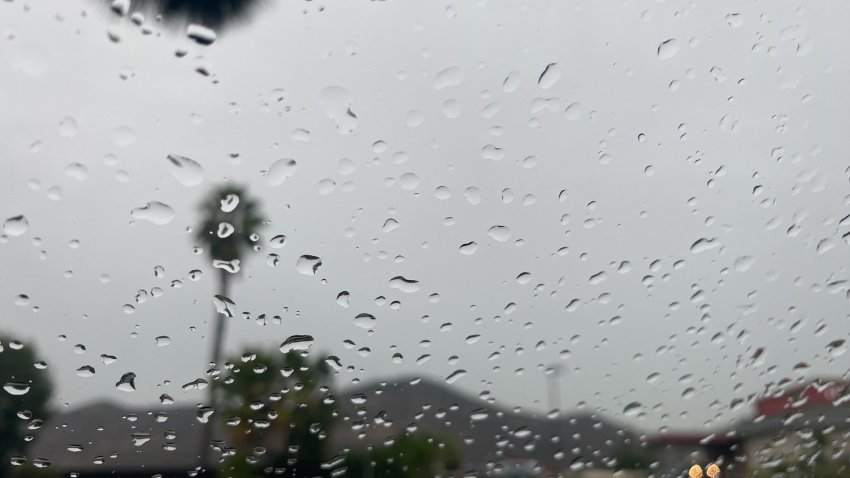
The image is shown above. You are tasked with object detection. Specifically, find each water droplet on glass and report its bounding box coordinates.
[353,313,377,329]
[459,241,478,255]
[267,159,297,186]
[130,202,174,226]
[131,432,151,446]
[3,383,30,396]
[63,163,88,182]
[155,336,171,347]
[115,372,136,392]
[657,39,681,59]
[623,401,642,416]
[538,63,561,89]
[59,116,78,139]
[502,71,521,92]
[279,335,314,354]
[388,276,420,293]
[296,255,322,275]
[265,235,286,249]
[336,291,350,307]
[217,222,235,238]
[3,215,29,236]
[319,86,358,134]
[166,154,205,187]
[433,66,463,90]
[76,366,95,378]
[186,24,216,45]
[487,225,512,242]
[690,237,719,254]
[445,369,466,384]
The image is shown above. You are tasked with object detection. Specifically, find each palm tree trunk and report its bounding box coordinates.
[199,269,230,474]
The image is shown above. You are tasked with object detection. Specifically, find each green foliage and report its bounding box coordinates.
[342,434,461,478]
[216,349,336,478]
[0,337,53,477]
[611,445,652,470]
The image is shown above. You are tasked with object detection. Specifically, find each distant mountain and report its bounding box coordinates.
[333,375,640,472]
[27,377,639,476]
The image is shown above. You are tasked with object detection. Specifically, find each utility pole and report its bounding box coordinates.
[545,364,563,411]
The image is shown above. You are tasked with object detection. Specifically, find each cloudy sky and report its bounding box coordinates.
[1,0,850,435]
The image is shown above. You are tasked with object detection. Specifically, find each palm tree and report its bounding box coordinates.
[105,0,268,31]
[195,184,265,470]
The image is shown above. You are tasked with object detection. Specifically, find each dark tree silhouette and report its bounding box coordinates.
[0,336,53,477]
[195,184,265,470]
[105,0,267,30]
[216,348,337,478]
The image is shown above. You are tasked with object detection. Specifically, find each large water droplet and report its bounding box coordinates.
[280,335,314,354]
[353,313,377,329]
[186,24,216,45]
[657,39,681,59]
[690,237,719,253]
[131,432,151,446]
[3,215,29,236]
[445,369,466,384]
[388,276,420,293]
[76,365,95,378]
[267,158,297,186]
[3,382,30,396]
[166,155,205,187]
[319,86,358,134]
[623,401,642,416]
[220,194,239,212]
[58,116,78,139]
[130,202,174,226]
[296,255,322,275]
[538,63,561,89]
[487,225,512,242]
[115,372,136,392]
[433,66,463,90]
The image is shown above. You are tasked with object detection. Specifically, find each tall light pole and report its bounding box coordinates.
[545,364,563,411]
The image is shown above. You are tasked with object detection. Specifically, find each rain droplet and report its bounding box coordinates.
[336,291,350,307]
[296,255,322,275]
[502,71,521,93]
[319,86,358,134]
[433,66,463,90]
[220,194,239,212]
[690,237,719,254]
[279,335,314,354]
[269,235,287,248]
[130,202,174,226]
[445,369,466,384]
[155,336,171,347]
[3,215,29,236]
[267,159,297,186]
[64,163,88,181]
[186,24,216,45]
[131,432,151,446]
[487,225,512,242]
[623,401,642,416]
[353,313,377,329]
[115,372,136,392]
[76,366,95,377]
[657,39,681,59]
[58,116,78,139]
[3,383,30,396]
[538,63,561,89]
[382,218,400,233]
[388,276,420,293]
[166,155,205,187]
[459,241,478,255]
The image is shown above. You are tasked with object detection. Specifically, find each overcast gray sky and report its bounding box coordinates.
[1,0,850,434]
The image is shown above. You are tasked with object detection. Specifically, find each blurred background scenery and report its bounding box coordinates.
[2,0,850,476]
